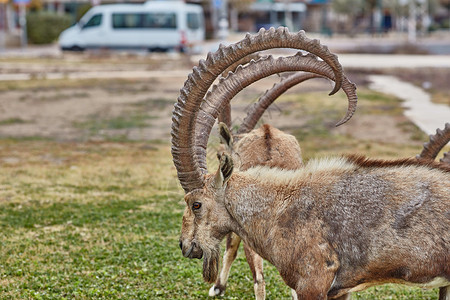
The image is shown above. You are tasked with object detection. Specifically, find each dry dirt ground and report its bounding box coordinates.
[0,71,384,143]
[0,54,448,147]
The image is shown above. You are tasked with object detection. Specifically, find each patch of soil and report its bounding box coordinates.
[0,56,436,148]
[0,77,184,141]
[334,114,420,145]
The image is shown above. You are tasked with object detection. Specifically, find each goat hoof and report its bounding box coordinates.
[209,285,225,297]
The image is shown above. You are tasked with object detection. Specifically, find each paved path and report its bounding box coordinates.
[339,54,450,69]
[0,70,189,81]
[368,75,450,136]
[191,53,450,69]
[1,54,450,82]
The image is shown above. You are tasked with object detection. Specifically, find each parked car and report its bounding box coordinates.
[58,1,204,52]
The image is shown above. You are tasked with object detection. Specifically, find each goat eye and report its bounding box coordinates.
[192,202,202,210]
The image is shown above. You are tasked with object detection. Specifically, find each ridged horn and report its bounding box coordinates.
[193,54,357,173]
[219,53,264,128]
[221,53,263,78]
[417,123,450,162]
[172,27,346,193]
[237,72,323,135]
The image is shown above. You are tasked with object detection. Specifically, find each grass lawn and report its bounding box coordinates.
[0,87,446,299]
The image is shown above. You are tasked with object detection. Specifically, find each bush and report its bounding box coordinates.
[76,4,92,22]
[26,12,72,44]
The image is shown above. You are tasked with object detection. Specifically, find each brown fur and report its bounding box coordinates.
[202,248,220,283]
[180,154,450,299]
[347,154,450,173]
[262,124,272,161]
[210,123,303,299]
[234,125,303,171]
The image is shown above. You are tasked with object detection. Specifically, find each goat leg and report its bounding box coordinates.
[440,286,450,300]
[244,244,266,300]
[209,233,241,296]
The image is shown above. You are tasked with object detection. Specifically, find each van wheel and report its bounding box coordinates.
[148,47,168,53]
[70,46,84,52]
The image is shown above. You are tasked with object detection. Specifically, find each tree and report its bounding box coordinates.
[331,0,365,15]
[330,0,365,34]
[228,0,254,31]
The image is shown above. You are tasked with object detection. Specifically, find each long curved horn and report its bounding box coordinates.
[221,53,263,78]
[172,27,346,193]
[219,53,264,128]
[236,72,323,135]
[417,123,450,163]
[193,54,357,173]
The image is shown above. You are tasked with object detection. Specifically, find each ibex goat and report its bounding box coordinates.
[208,56,326,298]
[201,29,353,299]
[214,121,450,300]
[172,28,450,299]
[210,123,303,299]
[206,42,449,299]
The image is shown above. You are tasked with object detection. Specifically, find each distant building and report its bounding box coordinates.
[303,0,331,34]
[0,0,333,47]
[202,0,332,36]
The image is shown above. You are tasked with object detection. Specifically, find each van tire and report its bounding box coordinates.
[70,45,84,52]
[148,47,169,53]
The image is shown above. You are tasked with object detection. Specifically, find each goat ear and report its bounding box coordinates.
[218,122,233,149]
[213,153,234,188]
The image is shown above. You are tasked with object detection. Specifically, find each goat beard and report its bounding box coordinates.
[202,246,220,283]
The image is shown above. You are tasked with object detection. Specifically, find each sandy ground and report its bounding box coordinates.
[0,52,448,144]
[0,74,330,141]
[0,79,180,141]
[0,73,418,146]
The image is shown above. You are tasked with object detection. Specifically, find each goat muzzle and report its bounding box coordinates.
[181,241,203,259]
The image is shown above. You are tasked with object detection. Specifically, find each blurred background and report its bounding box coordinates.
[0,0,450,53]
[0,1,449,299]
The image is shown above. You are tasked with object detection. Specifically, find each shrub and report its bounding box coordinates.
[26,12,72,44]
[76,4,92,22]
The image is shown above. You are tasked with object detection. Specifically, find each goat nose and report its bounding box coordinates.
[179,241,183,250]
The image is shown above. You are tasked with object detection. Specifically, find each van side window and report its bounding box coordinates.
[112,13,144,29]
[112,13,177,29]
[187,13,200,30]
[83,14,102,29]
[147,13,176,29]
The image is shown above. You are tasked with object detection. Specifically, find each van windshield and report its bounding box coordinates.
[112,13,177,29]
[82,14,103,29]
[187,13,201,30]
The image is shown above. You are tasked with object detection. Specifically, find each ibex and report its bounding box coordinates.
[207,57,328,299]
[199,40,448,300]
[210,123,303,299]
[213,72,450,300]
[206,48,449,300]
[172,28,450,299]
[200,34,354,300]
[214,122,450,300]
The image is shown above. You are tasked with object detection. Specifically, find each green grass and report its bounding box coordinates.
[0,87,447,299]
[0,139,444,299]
[0,118,29,126]
[0,141,293,299]
[73,112,156,141]
[83,114,153,130]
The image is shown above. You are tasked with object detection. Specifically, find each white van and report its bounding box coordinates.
[59,1,204,52]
